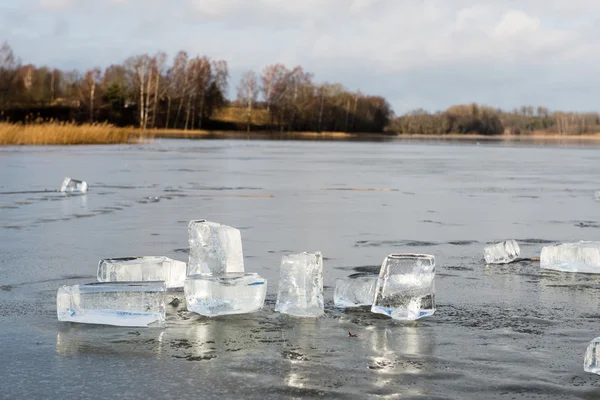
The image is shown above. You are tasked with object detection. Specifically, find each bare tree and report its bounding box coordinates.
[80,68,102,121]
[237,70,259,132]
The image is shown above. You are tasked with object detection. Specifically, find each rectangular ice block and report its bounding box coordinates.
[275,251,324,317]
[184,273,266,317]
[60,177,88,193]
[371,254,435,321]
[97,256,186,289]
[585,337,600,374]
[187,220,244,276]
[540,241,600,273]
[334,275,378,308]
[57,281,166,327]
[484,239,520,264]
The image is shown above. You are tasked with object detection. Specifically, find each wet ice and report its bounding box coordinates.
[97,256,186,289]
[275,252,324,317]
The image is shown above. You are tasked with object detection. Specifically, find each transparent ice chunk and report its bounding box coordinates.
[540,241,600,273]
[595,191,600,201]
[187,220,244,276]
[334,275,378,308]
[184,273,266,317]
[484,240,520,264]
[97,256,186,289]
[275,251,324,317]
[371,254,435,321]
[585,337,600,374]
[57,281,166,327]
[60,177,88,193]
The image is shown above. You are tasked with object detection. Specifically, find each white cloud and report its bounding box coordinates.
[38,0,72,9]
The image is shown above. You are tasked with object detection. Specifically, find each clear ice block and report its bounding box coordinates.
[57,281,166,327]
[585,337,600,374]
[97,256,187,289]
[484,239,520,264]
[371,254,435,321]
[334,275,378,308]
[187,220,244,276]
[540,241,600,273]
[184,273,266,317]
[594,191,600,201]
[60,177,88,193]
[275,251,324,317]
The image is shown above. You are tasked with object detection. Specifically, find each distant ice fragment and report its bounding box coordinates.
[60,177,88,193]
[585,337,600,374]
[595,191,600,201]
[371,254,435,321]
[57,281,166,327]
[484,239,520,264]
[184,273,266,317]
[334,275,378,308]
[540,241,600,273]
[97,256,186,289]
[275,251,324,317]
[187,220,244,276]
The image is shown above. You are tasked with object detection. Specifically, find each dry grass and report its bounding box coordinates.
[0,121,138,145]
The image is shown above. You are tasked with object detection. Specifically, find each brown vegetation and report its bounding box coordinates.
[0,121,134,145]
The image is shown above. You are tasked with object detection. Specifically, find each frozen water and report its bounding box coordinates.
[334,275,378,308]
[275,251,324,317]
[484,239,520,264]
[97,256,187,289]
[57,281,166,327]
[585,337,600,374]
[60,177,88,193]
[184,273,266,317]
[540,241,600,273]
[187,220,244,276]
[371,254,435,321]
[595,191,600,201]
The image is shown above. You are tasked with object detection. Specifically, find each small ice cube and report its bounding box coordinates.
[57,281,166,327]
[585,337,600,374]
[594,191,600,201]
[371,254,435,321]
[484,240,520,264]
[97,256,186,289]
[60,177,88,193]
[334,275,378,308]
[540,241,600,273]
[275,252,324,317]
[184,273,266,317]
[187,220,244,276]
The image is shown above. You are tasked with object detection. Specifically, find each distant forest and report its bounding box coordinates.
[0,40,598,136]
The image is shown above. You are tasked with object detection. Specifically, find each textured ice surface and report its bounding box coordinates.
[371,254,435,321]
[187,220,244,276]
[585,337,600,374]
[57,282,166,327]
[97,256,186,289]
[484,240,520,264]
[184,273,266,317]
[60,177,88,193]
[275,252,324,317]
[334,275,378,308]
[540,241,600,273]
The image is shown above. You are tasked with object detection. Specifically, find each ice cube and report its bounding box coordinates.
[371,254,435,321]
[184,273,266,317]
[594,191,600,201]
[334,275,378,308]
[585,337,600,374]
[484,239,520,264]
[187,220,244,276]
[540,241,600,273]
[60,177,88,193]
[275,251,324,317]
[57,281,166,327]
[97,256,186,289]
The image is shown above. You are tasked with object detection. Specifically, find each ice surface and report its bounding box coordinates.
[484,239,520,264]
[60,177,88,193]
[585,337,600,374]
[371,254,435,320]
[334,275,378,308]
[57,282,166,327]
[540,241,600,273]
[275,252,324,317]
[97,256,187,289]
[187,220,244,276]
[184,273,266,317]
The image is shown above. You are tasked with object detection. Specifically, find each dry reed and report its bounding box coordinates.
[0,121,138,145]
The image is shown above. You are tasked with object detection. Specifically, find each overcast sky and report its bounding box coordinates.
[1,0,599,115]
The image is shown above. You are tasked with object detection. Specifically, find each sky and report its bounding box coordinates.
[1,0,599,115]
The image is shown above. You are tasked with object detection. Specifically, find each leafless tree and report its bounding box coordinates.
[237,70,259,132]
